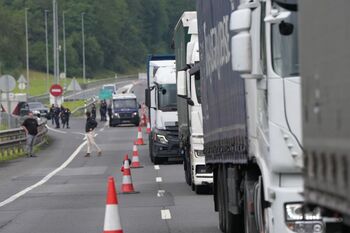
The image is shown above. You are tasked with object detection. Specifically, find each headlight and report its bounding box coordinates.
[285,203,322,221]
[156,134,168,144]
[114,113,120,118]
[286,203,304,221]
[132,112,138,116]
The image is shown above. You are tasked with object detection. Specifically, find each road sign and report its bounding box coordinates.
[0,75,16,92]
[18,75,27,84]
[50,84,63,97]
[67,78,82,91]
[18,83,26,90]
[99,89,112,100]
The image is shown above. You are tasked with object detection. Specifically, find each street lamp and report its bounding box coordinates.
[63,11,67,89]
[45,10,49,93]
[81,12,86,84]
[25,8,29,100]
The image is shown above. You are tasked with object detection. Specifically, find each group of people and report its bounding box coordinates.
[49,104,71,129]
[90,100,113,122]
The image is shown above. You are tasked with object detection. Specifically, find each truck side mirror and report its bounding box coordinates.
[187,99,194,106]
[230,8,252,74]
[145,89,150,107]
[177,70,186,97]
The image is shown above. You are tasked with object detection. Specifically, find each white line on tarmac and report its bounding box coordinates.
[157,190,165,197]
[161,209,172,220]
[99,128,104,132]
[47,126,67,134]
[154,165,160,170]
[156,177,162,183]
[0,141,87,208]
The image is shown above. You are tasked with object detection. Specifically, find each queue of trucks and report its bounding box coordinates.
[144,0,349,232]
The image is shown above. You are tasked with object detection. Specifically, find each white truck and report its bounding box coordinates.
[145,55,181,164]
[197,0,324,232]
[174,12,213,193]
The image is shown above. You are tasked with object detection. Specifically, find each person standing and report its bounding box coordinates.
[49,104,55,125]
[85,111,102,157]
[64,107,71,129]
[54,105,61,128]
[107,102,113,125]
[21,111,39,157]
[91,103,97,120]
[60,105,67,128]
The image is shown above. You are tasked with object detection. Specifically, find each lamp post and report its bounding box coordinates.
[81,12,86,84]
[25,8,29,100]
[63,11,67,88]
[45,10,49,93]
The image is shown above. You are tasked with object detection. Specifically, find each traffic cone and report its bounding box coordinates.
[131,142,143,168]
[146,120,151,134]
[104,177,123,233]
[121,154,138,194]
[135,126,145,145]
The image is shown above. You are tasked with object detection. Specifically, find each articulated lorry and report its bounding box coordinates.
[197,0,323,232]
[300,1,349,231]
[145,55,181,164]
[174,12,213,193]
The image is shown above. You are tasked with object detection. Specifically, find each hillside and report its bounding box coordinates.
[0,0,195,78]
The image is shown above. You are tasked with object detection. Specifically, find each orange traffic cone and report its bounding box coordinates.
[146,120,151,134]
[135,126,145,145]
[131,142,143,168]
[121,154,138,194]
[104,177,123,233]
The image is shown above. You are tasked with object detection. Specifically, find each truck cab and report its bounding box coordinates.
[110,93,140,126]
[145,55,181,164]
[175,12,213,193]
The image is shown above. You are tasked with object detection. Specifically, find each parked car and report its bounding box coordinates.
[27,102,50,119]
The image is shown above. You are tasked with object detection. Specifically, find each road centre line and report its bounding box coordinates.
[0,141,87,208]
[154,165,160,170]
[161,209,172,220]
[47,125,67,134]
[156,177,163,183]
[157,190,165,197]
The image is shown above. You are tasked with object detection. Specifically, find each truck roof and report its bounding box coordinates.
[112,93,137,100]
[175,11,197,30]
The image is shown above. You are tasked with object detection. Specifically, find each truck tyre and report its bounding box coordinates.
[223,165,243,233]
[149,139,154,163]
[217,170,225,232]
[184,154,192,186]
[244,177,259,233]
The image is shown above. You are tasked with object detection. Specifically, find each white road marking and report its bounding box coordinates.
[0,141,87,208]
[154,165,160,170]
[99,128,104,132]
[47,126,67,134]
[157,190,165,197]
[161,209,172,220]
[156,177,162,183]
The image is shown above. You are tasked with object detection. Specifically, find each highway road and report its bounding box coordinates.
[0,80,221,233]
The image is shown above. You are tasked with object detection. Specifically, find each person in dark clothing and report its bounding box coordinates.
[54,105,61,128]
[49,104,55,125]
[64,107,71,128]
[100,100,107,121]
[107,102,113,125]
[22,111,39,157]
[91,103,96,120]
[60,106,67,128]
[85,111,101,157]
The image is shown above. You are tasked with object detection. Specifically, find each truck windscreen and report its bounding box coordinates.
[158,84,177,111]
[271,2,299,77]
[113,99,137,108]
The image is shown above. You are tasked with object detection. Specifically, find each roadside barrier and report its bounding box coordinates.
[0,119,48,159]
[104,177,123,233]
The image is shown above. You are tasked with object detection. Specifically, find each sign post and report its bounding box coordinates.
[49,84,63,105]
[0,75,16,127]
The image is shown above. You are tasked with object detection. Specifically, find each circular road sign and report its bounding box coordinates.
[50,84,63,97]
[0,75,16,92]
[18,83,26,90]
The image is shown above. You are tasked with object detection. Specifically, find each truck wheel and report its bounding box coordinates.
[217,167,225,232]
[254,177,266,233]
[185,158,192,186]
[149,139,154,163]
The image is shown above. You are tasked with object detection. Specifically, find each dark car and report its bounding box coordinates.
[27,102,50,119]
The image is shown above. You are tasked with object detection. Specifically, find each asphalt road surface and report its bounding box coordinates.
[0,80,221,233]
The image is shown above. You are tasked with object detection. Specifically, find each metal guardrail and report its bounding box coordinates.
[0,120,48,159]
[71,97,98,116]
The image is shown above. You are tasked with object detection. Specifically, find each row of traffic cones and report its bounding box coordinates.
[103,125,148,232]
